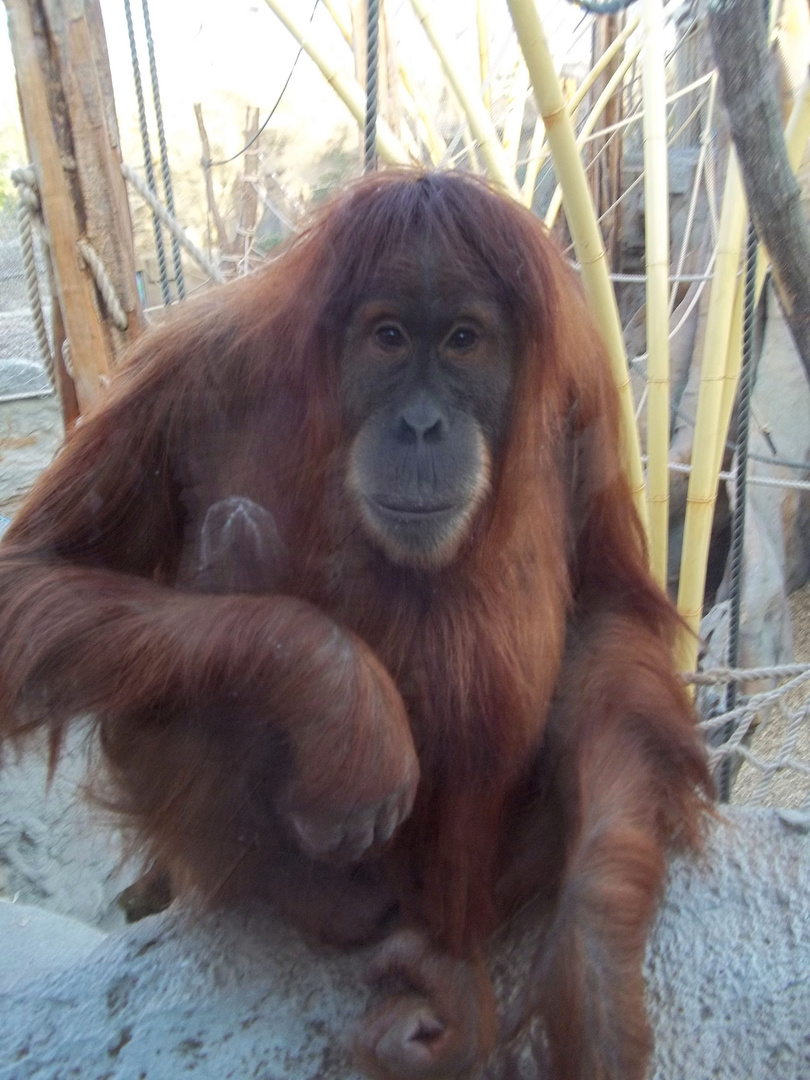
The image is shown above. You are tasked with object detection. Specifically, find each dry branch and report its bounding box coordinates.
[709,0,810,384]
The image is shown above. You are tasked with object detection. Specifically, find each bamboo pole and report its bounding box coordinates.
[507,0,648,525]
[5,0,111,412]
[409,0,519,195]
[521,116,546,206]
[675,150,747,670]
[641,0,671,587]
[676,72,810,671]
[477,0,491,115]
[398,64,447,166]
[545,40,642,228]
[713,72,810,481]
[522,16,640,209]
[569,15,641,117]
[523,19,637,204]
[261,0,410,165]
[502,63,529,174]
[321,0,351,44]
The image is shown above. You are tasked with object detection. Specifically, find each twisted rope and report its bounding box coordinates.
[77,242,129,331]
[697,669,810,733]
[364,0,379,171]
[141,0,185,300]
[685,664,810,686]
[685,662,810,812]
[10,167,54,387]
[122,163,225,284]
[123,0,172,305]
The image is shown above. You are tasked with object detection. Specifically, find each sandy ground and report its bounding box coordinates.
[0,394,63,518]
[731,580,810,808]
[0,394,808,928]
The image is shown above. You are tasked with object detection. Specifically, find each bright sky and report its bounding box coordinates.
[1,0,593,173]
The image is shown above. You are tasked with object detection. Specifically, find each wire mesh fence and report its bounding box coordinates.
[0,199,53,399]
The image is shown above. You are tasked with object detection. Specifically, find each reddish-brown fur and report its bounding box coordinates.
[0,171,711,1079]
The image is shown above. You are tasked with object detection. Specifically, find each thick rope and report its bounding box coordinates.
[10,168,53,386]
[664,462,810,493]
[697,669,810,730]
[122,163,225,284]
[364,0,379,171]
[141,0,186,300]
[123,0,172,306]
[685,664,810,686]
[77,242,129,331]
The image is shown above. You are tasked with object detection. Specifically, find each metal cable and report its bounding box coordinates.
[141,0,185,299]
[719,219,759,801]
[364,0,379,172]
[123,0,172,306]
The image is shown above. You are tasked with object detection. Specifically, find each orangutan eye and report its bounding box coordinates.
[375,324,406,350]
[446,326,478,350]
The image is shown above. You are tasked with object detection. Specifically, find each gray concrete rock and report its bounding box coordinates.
[0,807,807,1080]
[0,729,128,930]
[0,901,105,993]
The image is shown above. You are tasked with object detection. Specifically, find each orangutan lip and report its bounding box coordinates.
[370,499,454,519]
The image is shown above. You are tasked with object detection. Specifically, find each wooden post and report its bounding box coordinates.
[710,0,810,385]
[45,0,143,342]
[4,0,142,418]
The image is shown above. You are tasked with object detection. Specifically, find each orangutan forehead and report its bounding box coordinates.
[353,246,505,310]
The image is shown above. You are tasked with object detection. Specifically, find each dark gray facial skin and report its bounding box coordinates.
[340,255,516,569]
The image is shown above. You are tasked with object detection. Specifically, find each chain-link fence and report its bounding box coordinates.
[0,199,53,399]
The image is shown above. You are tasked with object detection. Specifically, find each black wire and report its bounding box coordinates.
[206,0,320,168]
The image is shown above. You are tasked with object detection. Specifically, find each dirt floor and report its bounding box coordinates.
[0,394,63,519]
[731,580,810,809]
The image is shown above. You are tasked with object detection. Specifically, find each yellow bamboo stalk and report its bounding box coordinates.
[675,150,747,671]
[641,0,671,588]
[262,0,410,165]
[321,0,351,45]
[477,0,491,114]
[409,0,518,195]
[522,17,640,209]
[521,115,546,206]
[545,40,642,228]
[503,63,530,173]
[398,64,447,166]
[507,0,648,527]
[569,14,641,117]
[676,72,810,672]
[713,71,810,480]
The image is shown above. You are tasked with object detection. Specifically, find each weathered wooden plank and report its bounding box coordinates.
[5,0,111,412]
[41,0,143,348]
